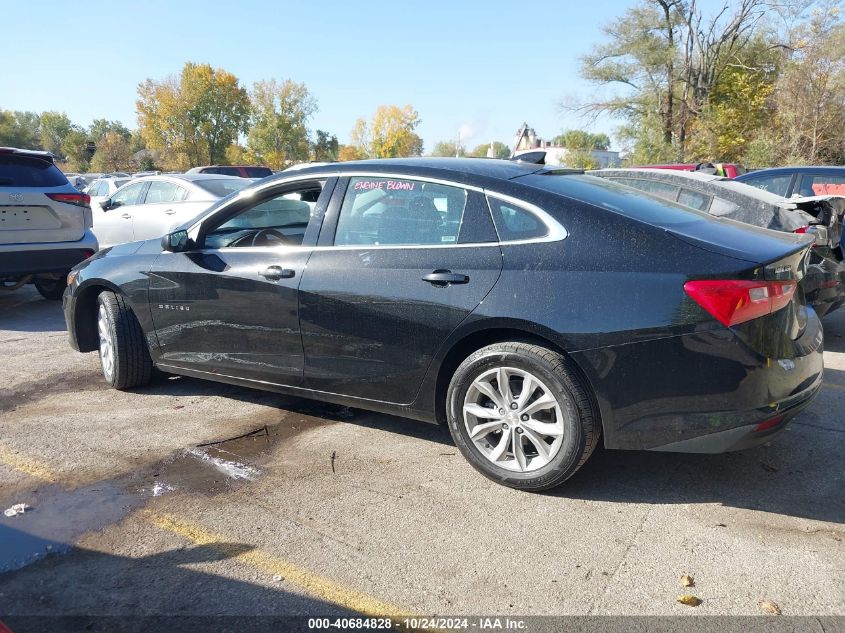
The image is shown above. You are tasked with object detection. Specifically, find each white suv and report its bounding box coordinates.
[0,147,99,299]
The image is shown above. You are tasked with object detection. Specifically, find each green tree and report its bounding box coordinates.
[247,79,317,168]
[351,105,423,158]
[137,62,251,169]
[89,119,131,143]
[0,110,41,149]
[313,130,339,162]
[468,141,511,159]
[431,140,464,157]
[90,131,133,172]
[61,130,91,172]
[39,111,76,157]
[552,130,611,150]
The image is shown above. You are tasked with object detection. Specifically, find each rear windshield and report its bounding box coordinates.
[195,178,252,197]
[0,155,68,187]
[517,173,709,228]
[245,167,273,178]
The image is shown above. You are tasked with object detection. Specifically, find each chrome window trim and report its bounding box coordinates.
[182,171,568,251]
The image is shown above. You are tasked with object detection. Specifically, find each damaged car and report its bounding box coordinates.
[64,159,823,491]
[590,168,845,317]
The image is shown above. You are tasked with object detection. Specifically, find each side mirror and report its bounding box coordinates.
[161,229,193,253]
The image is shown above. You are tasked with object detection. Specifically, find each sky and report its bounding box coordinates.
[1,0,636,152]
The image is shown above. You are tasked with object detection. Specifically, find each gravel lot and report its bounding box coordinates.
[0,285,843,623]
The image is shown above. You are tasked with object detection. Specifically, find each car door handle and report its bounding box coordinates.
[422,270,470,286]
[121,213,132,219]
[259,265,295,281]
[164,209,176,215]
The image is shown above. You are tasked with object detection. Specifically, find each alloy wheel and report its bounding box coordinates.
[462,366,565,472]
[98,304,115,382]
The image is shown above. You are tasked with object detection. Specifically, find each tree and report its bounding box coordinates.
[468,141,511,159]
[137,62,251,169]
[431,140,464,157]
[575,0,770,162]
[337,144,366,161]
[0,110,41,149]
[90,131,133,172]
[313,130,339,162]
[39,111,76,157]
[61,130,91,172]
[553,130,611,150]
[247,79,317,168]
[350,105,423,158]
[89,119,131,143]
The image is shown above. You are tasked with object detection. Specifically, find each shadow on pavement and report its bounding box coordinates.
[0,525,358,622]
[0,288,66,334]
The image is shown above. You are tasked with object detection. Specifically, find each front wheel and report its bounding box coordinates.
[446,342,600,491]
[97,291,153,389]
[34,276,67,300]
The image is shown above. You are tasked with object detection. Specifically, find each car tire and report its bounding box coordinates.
[96,291,153,389]
[446,342,600,491]
[33,277,67,301]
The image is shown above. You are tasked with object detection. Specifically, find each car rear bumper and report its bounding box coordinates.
[804,253,845,317]
[0,232,98,277]
[570,311,824,452]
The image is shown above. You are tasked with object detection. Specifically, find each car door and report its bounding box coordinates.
[298,175,503,404]
[132,180,190,241]
[147,177,334,384]
[93,180,146,248]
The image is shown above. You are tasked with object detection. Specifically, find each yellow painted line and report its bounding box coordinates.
[142,509,409,618]
[823,382,845,392]
[0,445,56,481]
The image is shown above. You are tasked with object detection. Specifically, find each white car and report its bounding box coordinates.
[85,176,133,211]
[92,174,252,248]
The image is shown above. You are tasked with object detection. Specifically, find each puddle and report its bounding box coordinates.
[0,413,334,574]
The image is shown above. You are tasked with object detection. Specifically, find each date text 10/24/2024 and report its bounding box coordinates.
[307,617,528,630]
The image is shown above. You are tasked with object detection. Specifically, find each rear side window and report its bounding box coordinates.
[0,155,68,187]
[677,188,712,211]
[195,178,251,197]
[245,167,272,178]
[486,197,548,241]
[334,177,466,246]
[741,174,792,197]
[611,177,681,202]
[797,174,845,196]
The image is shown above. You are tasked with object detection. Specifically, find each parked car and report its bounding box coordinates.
[85,176,133,210]
[736,166,845,197]
[64,158,823,491]
[187,165,273,178]
[639,162,745,178]
[591,168,845,317]
[0,147,97,300]
[92,174,253,248]
[63,173,88,191]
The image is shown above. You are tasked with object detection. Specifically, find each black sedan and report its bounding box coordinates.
[63,159,824,491]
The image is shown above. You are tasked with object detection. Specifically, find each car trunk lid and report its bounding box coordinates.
[0,186,88,245]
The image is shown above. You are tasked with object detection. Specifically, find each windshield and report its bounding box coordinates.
[517,173,710,228]
[196,178,252,197]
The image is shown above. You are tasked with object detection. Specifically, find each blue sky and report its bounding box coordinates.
[1,0,635,151]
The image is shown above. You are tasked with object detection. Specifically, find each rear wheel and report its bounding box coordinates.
[34,276,67,301]
[97,291,153,389]
[446,342,600,491]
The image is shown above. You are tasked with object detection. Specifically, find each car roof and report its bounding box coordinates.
[271,157,548,183]
[738,166,845,177]
[132,173,245,183]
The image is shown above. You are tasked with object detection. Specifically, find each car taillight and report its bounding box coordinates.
[683,279,797,327]
[46,193,90,208]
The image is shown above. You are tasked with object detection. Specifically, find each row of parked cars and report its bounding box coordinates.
[1,146,843,319]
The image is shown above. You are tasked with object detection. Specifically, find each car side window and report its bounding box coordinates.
[143,181,182,205]
[742,174,792,197]
[111,182,145,207]
[677,188,712,211]
[334,177,466,246]
[204,180,325,249]
[486,198,548,241]
[797,174,845,197]
[613,178,681,202]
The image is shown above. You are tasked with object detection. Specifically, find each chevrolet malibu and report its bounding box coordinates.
[63,158,824,491]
